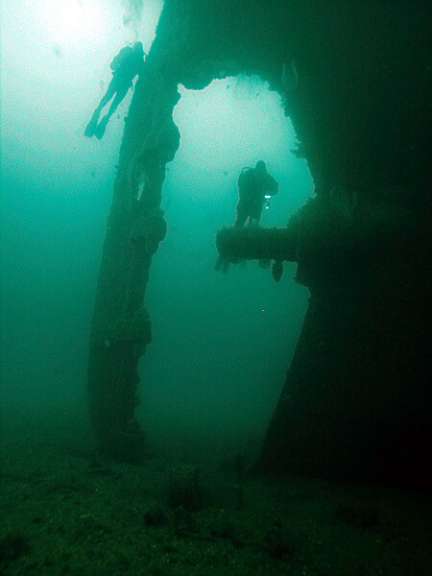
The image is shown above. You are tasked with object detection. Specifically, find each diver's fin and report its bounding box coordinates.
[84,120,96,138]
[94,119,108,140]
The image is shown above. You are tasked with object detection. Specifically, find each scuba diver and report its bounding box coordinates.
[235,160,279,228]
[85,42,145,140]
[215,161,278,272]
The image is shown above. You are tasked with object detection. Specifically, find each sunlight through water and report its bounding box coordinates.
[39,0,107,45]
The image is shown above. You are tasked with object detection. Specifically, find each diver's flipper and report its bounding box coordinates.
[84,119,97,138]
[94,120,108,140]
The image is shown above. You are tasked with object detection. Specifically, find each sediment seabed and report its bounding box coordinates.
[1,428,431,576]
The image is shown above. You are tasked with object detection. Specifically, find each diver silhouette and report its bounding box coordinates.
[85,42,145,140]
[235,160,279,228]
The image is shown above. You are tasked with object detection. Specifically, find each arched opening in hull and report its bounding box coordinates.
[138,75,313,463]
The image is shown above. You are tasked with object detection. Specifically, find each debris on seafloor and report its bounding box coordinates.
[335,503,382,530]
[143,502,169,527]
[209,509,242,549]
[172,506,197,536]
[0,532,31,570]
[263,519,296,560]
[168,464,202,512]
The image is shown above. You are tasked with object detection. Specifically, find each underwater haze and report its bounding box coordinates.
[1,0,162,437]
[1,0,311,459]
[2,2,431,576]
